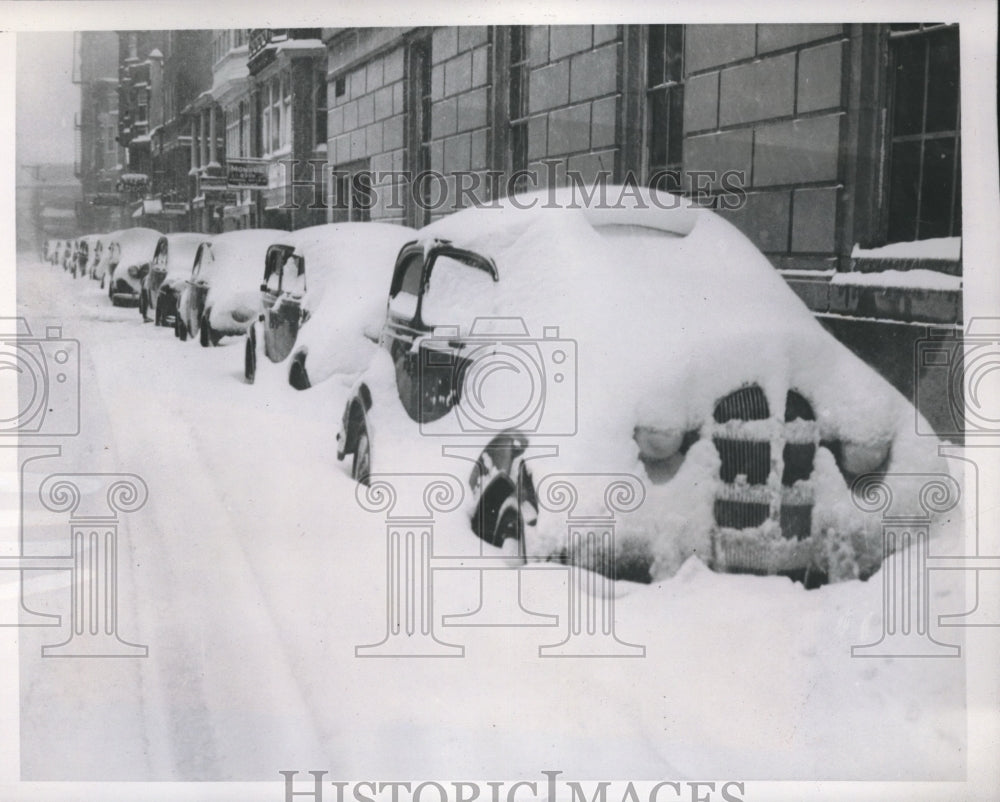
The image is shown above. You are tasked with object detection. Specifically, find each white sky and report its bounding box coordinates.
[16,31,79,166]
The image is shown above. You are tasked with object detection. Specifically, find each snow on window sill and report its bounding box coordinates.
[851,236,961,262]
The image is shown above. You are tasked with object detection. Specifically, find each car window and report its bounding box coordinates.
[281,256,305,295]
[192,244,212,278]
[388,253,424,319]
[421,254,497,326]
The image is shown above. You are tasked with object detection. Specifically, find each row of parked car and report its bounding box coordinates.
[44,187,945,588]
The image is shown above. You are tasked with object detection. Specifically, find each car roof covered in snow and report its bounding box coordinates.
[285,222,416,300]
[195,228,289,290]
[111,227,162,266]
[162,232,209,277]
[405,184,913,449]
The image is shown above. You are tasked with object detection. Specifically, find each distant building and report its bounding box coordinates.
[74,31,125,233]
[16,163,80,253]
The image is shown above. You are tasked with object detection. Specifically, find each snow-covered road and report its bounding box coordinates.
[14,255,968,782]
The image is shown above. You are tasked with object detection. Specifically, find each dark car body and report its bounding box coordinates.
[176,229,286,345]
[142,232,206,325]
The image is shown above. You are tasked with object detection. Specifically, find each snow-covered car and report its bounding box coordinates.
[74,235,100,279]
[141,232,208,325]
[335,187,949,587]
[244,222,416,387]
[91,231,120,285]
[175,228,287,346]
[86,235,106,280]
[61,239,78,273]
[105,227,162,306]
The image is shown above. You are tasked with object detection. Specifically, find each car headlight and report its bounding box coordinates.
[634,425,698,484]
[840,440,891,476]
[634,426,684,459]
[127,264,143,279]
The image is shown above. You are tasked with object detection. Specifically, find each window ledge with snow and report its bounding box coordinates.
[850,236,962,277]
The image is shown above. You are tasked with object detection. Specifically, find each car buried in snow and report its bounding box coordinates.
[244,222,417,388]
[175,228,287,346]
[142,232,208,325]
[105,227,162,306]
[335,186,950,588]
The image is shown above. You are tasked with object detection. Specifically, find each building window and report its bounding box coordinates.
[314,75,327,148]
[885,23,961,242]
[645,25,684,193]
[331,159,372,222]
[407,39,432,227]
[508,26,530,194]
[261,73,291,155]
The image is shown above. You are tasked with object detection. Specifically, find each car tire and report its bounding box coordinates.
[244,330,256,384]
[199,316,211,348]
[288,353,310,390]
[177,315,188,342]
[352,428,372,486]
[154,303,163,327]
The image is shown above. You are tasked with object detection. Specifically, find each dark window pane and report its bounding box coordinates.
[887,140,921,242]
[509,73,521,121]
[952,142,962,237]
[648,87,668,167]
[510,122,527,179]
[648,168,682,194]
[919,138,955,239]
[510,26,523,65]
[925,27,960,133]
[892,36,926,137]
[667,86,684,164]
[889,23,922,32]
[648,25,665,86]
[665,26,683,83]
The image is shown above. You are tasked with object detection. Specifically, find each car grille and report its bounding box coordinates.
[712,385,817,574]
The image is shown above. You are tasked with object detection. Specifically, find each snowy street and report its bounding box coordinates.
[14,254,968,782]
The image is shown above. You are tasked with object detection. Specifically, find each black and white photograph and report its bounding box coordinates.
[2,1,998,800]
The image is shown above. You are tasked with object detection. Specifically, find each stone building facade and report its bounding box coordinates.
[321,23,963,435]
